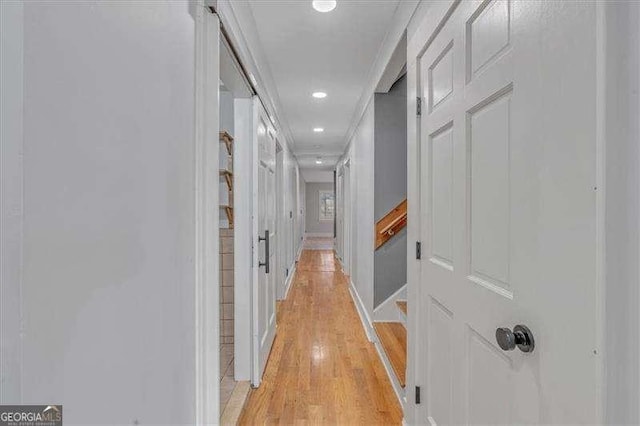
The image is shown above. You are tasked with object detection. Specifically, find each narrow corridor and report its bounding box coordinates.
[238,250,402,424]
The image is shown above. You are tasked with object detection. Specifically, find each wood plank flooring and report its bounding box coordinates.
[238,250,402,425]
[396,301,407,316]
[372,322,407,388]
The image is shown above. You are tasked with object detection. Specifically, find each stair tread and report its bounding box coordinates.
[373,322,407,387]
[396,300,407,316]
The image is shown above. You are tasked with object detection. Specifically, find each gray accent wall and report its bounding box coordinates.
[305,182,334,234]
[373,75,407,307]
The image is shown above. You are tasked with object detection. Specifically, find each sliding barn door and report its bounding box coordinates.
[416,1,600,424]
[252,102,277,386]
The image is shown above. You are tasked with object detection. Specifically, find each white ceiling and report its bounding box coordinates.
[247,0,402,166]
[300,168,334,183]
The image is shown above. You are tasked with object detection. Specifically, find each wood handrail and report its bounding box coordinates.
[375,199,407,249]
[380,214,405,235]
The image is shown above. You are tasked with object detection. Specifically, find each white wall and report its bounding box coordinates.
[277,142,302,299]
[305,182,334,235]
[6,3,198,424]
[1,0,24,404]
[298,172,306,248]
[604,2,640,423]
[341,98,376,320]
[300,168,334,183]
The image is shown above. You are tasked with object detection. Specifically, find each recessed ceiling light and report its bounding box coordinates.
[312,0,336,13]
[313,128,324,132]
[312,91,327,99]
[315,159,323,164]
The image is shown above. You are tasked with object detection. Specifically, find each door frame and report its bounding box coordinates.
[275,141,286,299]
[341,159,352,275]
[194,4,220,424]
[406,1,640,424]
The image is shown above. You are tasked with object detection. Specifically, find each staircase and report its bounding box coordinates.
[372,199,408,398]
[373,311,407,387]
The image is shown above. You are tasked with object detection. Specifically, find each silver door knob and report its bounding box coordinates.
[495,325,535,353]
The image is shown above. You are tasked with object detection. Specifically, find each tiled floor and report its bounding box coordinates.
[220,343,235,412]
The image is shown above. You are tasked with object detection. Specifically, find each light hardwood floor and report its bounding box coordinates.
[238,249,403,425]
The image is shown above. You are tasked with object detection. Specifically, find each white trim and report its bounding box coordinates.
[405,2,456,423]
[595,3,606,422]
[405,42,423,426]
[348,280,374,342]
[194,6,220,425]
[600,3,640,423]
[282,248,302,300]
[373,284,407,323]
[282,240,303,301]
[304,232,333,238]
[233,97,254,382]
[283,261,296,301]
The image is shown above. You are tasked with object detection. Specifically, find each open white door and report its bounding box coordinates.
[413,1,601,424]
[252,99,277,386]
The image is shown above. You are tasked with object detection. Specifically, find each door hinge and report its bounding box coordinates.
[416,241,422,260]
[416,96,422,116]
[415,386,421,404]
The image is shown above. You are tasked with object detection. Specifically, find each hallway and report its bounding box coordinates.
[239,250,402,424]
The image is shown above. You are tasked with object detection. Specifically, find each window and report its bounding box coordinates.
[319,190,335,221]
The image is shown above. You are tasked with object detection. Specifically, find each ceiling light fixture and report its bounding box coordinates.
[313,128,324,132]
[312,0,336,13]
[315,159,323,165]
[312,91,327,99]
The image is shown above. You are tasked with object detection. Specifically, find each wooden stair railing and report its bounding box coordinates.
[375,199,407,249]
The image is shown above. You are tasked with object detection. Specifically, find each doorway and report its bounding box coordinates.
[217,31,253,422]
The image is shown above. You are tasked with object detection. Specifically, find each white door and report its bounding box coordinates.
[252,105,277,386]
[416,1,600,424]
[343,161,351,275]
[336,169,344,261]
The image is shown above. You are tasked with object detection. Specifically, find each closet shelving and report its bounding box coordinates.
[219,131,234,228]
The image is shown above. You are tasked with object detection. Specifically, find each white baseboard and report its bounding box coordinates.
[283,247,303,300]
[304,232,333,238]
[373,284,407,322]
[348,280,374,342]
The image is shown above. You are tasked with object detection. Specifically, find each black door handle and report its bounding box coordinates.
[258,230,269,274]
[495,325,535,353]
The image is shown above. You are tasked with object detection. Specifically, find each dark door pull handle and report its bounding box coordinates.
[258,230,269,274]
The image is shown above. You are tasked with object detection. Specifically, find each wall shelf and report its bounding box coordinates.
[220,205,234,229]
[219,131,234,156]
[219,169,233,192]
[219,130,234,228]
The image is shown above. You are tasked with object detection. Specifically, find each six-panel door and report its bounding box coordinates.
[418,1,599,424]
